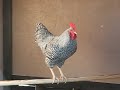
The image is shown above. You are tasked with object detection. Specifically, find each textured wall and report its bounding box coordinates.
[0,0,3,89]
[12,0,120,78]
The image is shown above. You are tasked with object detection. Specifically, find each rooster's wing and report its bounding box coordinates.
[35,23,54,50]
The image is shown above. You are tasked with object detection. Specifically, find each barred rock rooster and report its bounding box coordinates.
[35,23,77,83]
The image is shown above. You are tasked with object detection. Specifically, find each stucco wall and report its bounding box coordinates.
[0,0,3,89]
[12,0,120,79]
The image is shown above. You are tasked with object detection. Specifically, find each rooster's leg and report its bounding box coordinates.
[49,68,59,84]
[57,66,67,83]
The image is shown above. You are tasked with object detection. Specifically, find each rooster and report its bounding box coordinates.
[35,22,77,83]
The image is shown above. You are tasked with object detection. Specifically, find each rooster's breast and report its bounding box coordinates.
[44,38,77,68]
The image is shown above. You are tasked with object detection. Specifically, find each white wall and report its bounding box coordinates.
[0,0,3,89]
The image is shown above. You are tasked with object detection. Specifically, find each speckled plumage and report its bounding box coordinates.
[35,23,77,68]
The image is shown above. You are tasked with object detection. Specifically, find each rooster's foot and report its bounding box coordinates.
[60,75,67,83]
[52,76,59,84]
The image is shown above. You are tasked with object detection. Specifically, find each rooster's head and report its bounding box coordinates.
[69,22,77,40]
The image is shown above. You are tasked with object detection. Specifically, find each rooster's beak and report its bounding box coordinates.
[74,31,77,35]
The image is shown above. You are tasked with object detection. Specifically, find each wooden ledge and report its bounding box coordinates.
[0,74,120,86]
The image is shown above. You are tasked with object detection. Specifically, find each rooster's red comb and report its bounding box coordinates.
[69,22,76,30]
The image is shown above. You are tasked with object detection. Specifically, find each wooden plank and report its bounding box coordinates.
[0,74,120,86]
